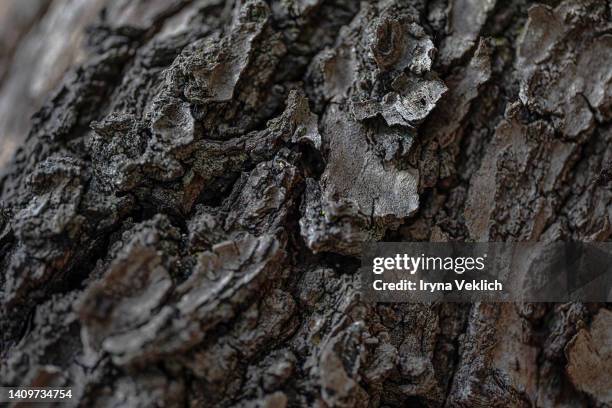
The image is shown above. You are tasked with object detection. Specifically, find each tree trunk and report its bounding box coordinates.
[1,0,611,407]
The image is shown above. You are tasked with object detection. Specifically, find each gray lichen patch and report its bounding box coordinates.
[299,105,419,255]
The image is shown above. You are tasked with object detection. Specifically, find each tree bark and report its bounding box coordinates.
[0,0,611,407]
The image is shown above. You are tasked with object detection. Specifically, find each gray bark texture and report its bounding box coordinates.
[0,0,611,407]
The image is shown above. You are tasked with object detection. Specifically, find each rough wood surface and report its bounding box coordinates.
[0,0,611,407]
